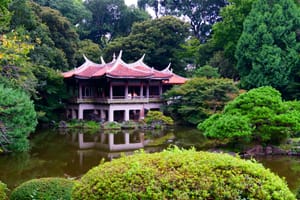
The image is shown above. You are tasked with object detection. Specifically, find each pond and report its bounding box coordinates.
[0,127,300,193]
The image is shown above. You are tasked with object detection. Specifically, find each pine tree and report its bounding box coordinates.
[235,0,300,92]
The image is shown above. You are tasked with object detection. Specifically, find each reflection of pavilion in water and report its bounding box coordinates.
[67,131,166,162]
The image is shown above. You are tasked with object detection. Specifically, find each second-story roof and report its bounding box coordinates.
[62,51,187,83]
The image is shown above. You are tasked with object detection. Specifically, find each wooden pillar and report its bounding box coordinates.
[109,109,114,122]
[125,109,130,121]
[140,83,143,98]
[159,83,163,96]
[125,133,130,144]
[108,134,114,150]
[79,84,82,99]
[146,83,149,98]
[78,106,83,120]
[109,83,113,99]
[125,82,129,99]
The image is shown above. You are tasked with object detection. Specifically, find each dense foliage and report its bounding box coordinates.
[0,85,37,152]
[164,78,239,125]
[72,147,295,199]
[235,0,300,92]
[104,16,189,74]
[199,87,300,144]
[193,65,220,78]
[10,178,75,200]
[144,111,174,126]
[138,0,227,42]
[0,181,8,200]
[81,0,150,47]
[206,0,256,79]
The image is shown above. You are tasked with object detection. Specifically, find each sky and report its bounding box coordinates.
[124,0,137,6]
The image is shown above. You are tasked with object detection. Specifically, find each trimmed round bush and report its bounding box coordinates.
[0,181,8,200]
[72,147,295,199]
[10,178,75,200]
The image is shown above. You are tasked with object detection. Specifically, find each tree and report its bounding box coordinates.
[33,65,68,123]
[9,0,76,70]
[82,0,150,47]
[74,39,102,67]
[0,85,37,152]
[138,0,227,42]
[164,77,239,125]
[0,0,11,33]
[36,5,79,68]
[32,0,92,25]
[193,65,220,78]
[235,0,300,91]
[0,31,37,95]
[199,87,300,144]
[207,0,256,79]
[104,16,189,74]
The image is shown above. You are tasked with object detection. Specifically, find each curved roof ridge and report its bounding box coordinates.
[108,50,124,72]
[161,63,172,73]
[65,54,101,76]
[108,51,154,76]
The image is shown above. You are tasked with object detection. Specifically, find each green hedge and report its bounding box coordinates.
[0,181,8,200]
[72,147,295,199]
[10,178,75,200]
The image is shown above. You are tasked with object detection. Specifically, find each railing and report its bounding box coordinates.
[69,96,163,104]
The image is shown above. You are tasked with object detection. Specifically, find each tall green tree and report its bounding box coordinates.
[164,77,239,125]
[138,0,227,42]
[82,0,150,47]
[32,0,92,25]
[199,87,300,144]
[0,85,37,152]
[9,0,74,70]
[104,16,189,74]
[207,0,256,79]
[235,0,300,91]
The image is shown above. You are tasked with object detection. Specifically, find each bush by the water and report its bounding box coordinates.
[144,111,174,126]
[72,147,295,199]
[0,181,8,200]
[10,177,75,200]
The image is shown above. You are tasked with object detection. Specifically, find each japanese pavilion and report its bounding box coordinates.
[62,51,186,122]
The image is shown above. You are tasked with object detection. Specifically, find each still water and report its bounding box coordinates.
[0,127,300,192]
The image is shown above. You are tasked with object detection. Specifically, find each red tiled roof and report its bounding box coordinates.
[62,52,186,85]
[107,64,153,78]
[163,73,188,85]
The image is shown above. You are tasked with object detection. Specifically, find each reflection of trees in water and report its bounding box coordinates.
[256,156,300,192]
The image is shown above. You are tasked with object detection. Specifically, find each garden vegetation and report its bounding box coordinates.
[199,86,300,145]
[72,147,295,199]
[10,178,75,200]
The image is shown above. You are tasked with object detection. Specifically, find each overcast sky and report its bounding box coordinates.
[124,0,137,6]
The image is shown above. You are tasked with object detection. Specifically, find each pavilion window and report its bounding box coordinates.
[112,86,125,99]
[83,86,94,97]
[149,86,159,97]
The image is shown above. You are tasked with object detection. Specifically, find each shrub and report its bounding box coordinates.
[101,121,121,130]
[0,181,8,200]
[72,147,295,200]
[144,111,174,126]
[163,77,239,125]
[83,121,99,129]
[10,177,75,200]
[199,86,300,144]
[121,120,138,129]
